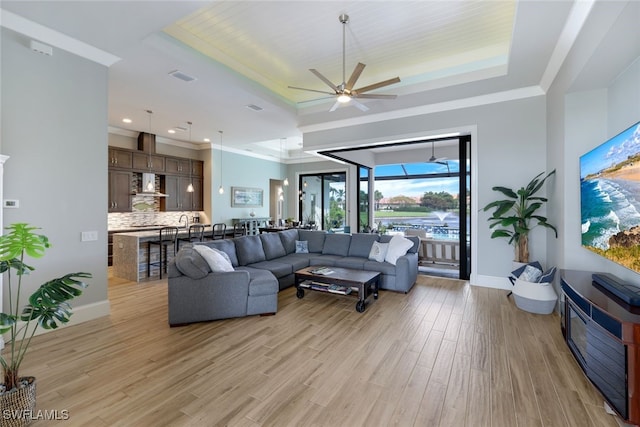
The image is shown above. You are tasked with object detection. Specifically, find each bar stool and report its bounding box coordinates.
[147,226,179,279]
[178,224,205,248]
[211,223,226,240]
[232,223,245,237]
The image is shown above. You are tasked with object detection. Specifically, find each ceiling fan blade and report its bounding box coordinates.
[351,98,370,112]
[353,76,401,94]
[288,86,336,96]
[309,69,339,91]
[345,63,365,91]
[329,100,341,112]
[297,95,338,105]
[353,93,397,99]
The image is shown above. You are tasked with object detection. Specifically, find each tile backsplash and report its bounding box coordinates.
[108,210,209,230]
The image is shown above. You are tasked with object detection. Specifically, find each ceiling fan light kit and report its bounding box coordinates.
[288,13,400,111]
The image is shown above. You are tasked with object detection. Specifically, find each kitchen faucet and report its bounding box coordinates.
[179,214,189,229]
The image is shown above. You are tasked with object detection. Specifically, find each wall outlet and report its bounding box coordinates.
[81,231,98,242]
[3,199,19,208]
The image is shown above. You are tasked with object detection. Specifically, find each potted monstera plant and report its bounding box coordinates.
[482,170,558,263]
[0,223,90,426]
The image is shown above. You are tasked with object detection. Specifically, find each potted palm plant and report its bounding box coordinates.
[0,223,90,426]
[482,170,558,263]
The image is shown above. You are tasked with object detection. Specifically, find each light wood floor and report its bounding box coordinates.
[22,274,620,426]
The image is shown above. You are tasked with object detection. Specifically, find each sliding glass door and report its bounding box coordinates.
[299,172,347,231]
[358,167,371,232]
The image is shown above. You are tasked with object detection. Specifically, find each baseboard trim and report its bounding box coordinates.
[470,274,512,291]
[1,299,111,343]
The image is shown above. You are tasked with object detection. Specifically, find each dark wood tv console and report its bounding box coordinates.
[560,270,640,425]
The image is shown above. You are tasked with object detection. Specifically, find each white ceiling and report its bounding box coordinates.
[1,1,580,160]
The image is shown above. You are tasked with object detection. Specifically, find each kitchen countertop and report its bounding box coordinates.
[112,225,211,243]
[109,224,211,233]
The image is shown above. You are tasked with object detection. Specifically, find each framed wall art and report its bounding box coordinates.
[231,186,263,207]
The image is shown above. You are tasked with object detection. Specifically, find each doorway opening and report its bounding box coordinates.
[321,135,471,280]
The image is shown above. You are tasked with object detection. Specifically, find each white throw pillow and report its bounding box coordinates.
[384,234,414,265]
[368,241,389,263]
[519,264,543,282]
[193,245,234,272]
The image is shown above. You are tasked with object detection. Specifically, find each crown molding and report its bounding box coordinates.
[0,9,120,66]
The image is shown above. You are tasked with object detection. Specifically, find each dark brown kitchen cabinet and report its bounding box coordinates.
[165,157,191,175]
[108,148,132,169]
[108,170,132,212]
[190,178,203,211]
[132,152,165,172]
[164,175,190,211]
[191,160,203,177]
[164,175,202,211]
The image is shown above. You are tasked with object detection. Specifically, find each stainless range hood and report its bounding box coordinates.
[136,173,168,197]
[133,133,168,197]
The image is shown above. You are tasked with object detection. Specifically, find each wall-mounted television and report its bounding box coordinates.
[580,121,640,273]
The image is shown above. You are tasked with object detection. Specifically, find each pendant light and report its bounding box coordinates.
[218,130,224,195]
[186,121,195,192]
[281,137,289,186]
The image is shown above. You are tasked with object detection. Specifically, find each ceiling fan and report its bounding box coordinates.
[428,141,448,165]
[288,13,400,112]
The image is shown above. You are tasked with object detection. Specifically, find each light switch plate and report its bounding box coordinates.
[81,231,98,242]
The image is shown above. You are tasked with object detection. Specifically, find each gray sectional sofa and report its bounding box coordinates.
[167,229,419,325]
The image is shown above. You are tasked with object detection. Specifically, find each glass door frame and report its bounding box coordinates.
[298,171,347,231]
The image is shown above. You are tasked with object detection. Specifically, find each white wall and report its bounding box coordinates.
[547,0,640,286]
[1,28,109,319]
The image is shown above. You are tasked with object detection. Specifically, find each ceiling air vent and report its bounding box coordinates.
[246,104,263,112]
[168,70,196,82]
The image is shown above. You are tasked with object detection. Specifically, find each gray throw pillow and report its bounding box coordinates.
[174,245,210,279]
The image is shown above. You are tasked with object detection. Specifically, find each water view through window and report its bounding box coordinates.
[369,163,462,238]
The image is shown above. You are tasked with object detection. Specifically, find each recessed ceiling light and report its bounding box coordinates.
[168,129,176,134]
[204,138,210,142]
[122,118,132,124]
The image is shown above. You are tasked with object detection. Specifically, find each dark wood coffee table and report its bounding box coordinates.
[294,266,380,313]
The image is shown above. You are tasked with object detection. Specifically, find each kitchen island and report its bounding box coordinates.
[112,226,209,282]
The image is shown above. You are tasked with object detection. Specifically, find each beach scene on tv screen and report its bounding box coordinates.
[581,122,640,272]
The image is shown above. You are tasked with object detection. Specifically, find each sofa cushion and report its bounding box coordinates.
[335,256,367,270]
[193,245,234,272]
[247,260,293,278]
[295,240,309,253]
[322,233,352,257]
[174,245,210,279]
[384,234,414,265]
[279,229,299,254]
[363,260,397,275]
[405,235,420,253]
[298,230,326,253]
[260,232,287,260]
[308,254,342,266]
[348,233,379,258]
[379,234,393,244]
[198,240,239,267]
[277,253,311,271]
[234,235,266,266]
[368,241,389,262]
[236,267,279,296]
